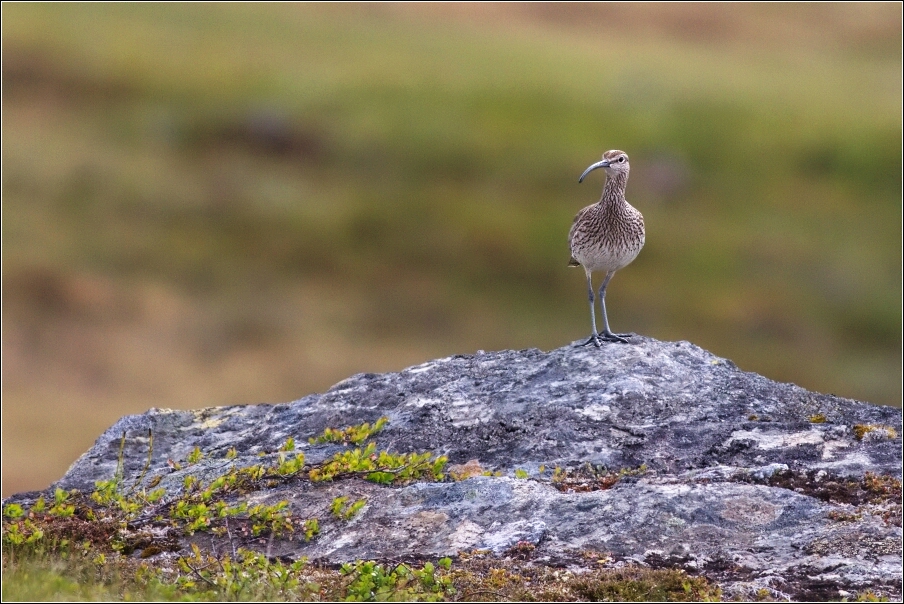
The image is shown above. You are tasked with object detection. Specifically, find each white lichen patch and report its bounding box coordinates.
[821,438,852,460]
[192,408,229,430]
[481,519,547,553]
[605,376,650,394]
[576,403,613,421]
[447,398,494,427]
[652,483,695,498]
[726,428,824,450]
[447,519,484,551]
[404,356,453,374]
[814,452,876,471]
[324,530,361,553]
[406,396,443,409]
[406,361,438,374]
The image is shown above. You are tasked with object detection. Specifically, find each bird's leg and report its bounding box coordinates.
[598,272,632,343]
[579,271,602,347]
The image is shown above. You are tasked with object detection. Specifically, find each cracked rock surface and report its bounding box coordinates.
[11,337,902,600]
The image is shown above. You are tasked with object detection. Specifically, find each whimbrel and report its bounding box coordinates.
[568,150,645,347]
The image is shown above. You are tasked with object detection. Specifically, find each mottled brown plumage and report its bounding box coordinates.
[569,150,644,346]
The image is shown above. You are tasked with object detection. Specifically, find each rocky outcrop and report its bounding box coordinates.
[10,337,902,600]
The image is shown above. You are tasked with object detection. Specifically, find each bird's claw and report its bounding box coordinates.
[577,332,634,347]
[600,331,633,343]
[578,334,603,348]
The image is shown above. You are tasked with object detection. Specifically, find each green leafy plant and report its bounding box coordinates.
[302,518,320,542]
[308,442,447,485]
[186,446,204,465]
[331,496,367,520]
[174,543,320,600]
[248,501,293,537]
[340,559,455,601]
[2,517,45,546]
[3,503,25,519]
[309,417,389,445]
[49,487,77,517]
[275,448,306,477]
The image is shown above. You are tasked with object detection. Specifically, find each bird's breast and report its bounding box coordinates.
[569,204,644,273]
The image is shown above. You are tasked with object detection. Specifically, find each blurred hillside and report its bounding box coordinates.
[2,4,901,497]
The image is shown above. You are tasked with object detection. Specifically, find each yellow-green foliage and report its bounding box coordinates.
[331,496,367,520]
[309,417,389,446]
[49,488,76,518]
[340,558,455,602]
[2,517,44,547]
[186,447,205,465]
[4,503,26,519]
[173,544,321,600]
[852,424,898,441]
[247,501,293,537]
[309,442,448,485]
[2,418,447,555]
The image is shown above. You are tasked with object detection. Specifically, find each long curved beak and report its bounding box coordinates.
[579,160,610,183]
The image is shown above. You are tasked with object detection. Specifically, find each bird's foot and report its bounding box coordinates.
[599,331,633,343]
[578,334,603,348]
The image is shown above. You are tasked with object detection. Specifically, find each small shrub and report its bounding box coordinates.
[309,417,389,445]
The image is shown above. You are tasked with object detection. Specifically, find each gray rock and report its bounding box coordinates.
[9,337,902,600]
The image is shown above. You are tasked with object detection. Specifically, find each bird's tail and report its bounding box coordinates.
[568,256,580,267]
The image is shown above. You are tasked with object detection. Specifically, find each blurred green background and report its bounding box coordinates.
[2,4,900,497]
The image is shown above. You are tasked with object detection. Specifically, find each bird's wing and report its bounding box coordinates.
[567,204,595,266]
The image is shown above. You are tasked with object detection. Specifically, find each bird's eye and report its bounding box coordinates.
[618,156,625,163]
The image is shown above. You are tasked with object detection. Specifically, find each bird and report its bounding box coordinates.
[568,150,645,347]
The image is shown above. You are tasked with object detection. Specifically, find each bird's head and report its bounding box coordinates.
[579,150,629,183]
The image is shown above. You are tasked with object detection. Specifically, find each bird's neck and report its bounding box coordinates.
[600,172,628,206]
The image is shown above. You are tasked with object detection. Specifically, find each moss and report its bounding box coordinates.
[862,472,902,501]
[852,424,898,441]
[550,463,648,493]
[449,552,721,602]
[742,469,902,506]
[571,567,721,602]
[827,510,862,523]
